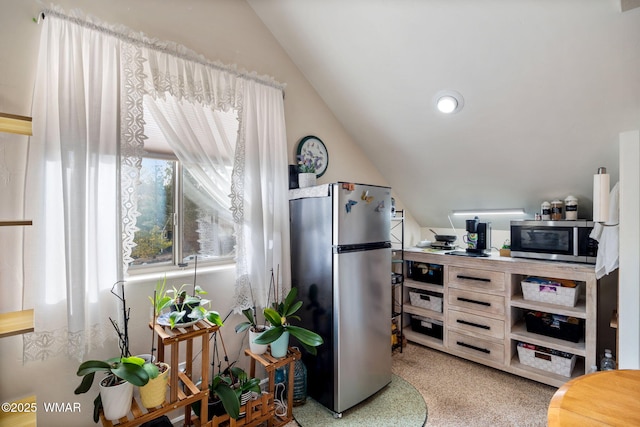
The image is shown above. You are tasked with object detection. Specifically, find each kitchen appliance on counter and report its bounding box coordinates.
[510,220,597,264]
[289,182,392,416]
[464,216,491,255]
[446,217,491,258]
[430,241,457,250]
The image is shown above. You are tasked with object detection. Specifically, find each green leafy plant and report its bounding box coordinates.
[234,307,268,334]
[254,287,324,355]
[74,356,150,422]
[211,366,260,420]
[150,277,223,328]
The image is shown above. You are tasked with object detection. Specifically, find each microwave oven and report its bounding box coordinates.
[510,220,598,264]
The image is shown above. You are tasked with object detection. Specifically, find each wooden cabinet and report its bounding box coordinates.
[403,250,607,388]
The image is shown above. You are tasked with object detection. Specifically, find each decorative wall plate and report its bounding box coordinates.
[296,135,328,178]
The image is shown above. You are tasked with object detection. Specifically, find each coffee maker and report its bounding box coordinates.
[465,216,491,255]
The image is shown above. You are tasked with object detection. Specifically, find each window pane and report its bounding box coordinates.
[131,158,175,266]
[182,166,235,262]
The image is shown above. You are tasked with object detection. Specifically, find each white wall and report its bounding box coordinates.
[619,131,640,368]
[0,1,411,425]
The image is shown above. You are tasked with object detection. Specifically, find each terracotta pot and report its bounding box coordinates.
[139,363,170,408]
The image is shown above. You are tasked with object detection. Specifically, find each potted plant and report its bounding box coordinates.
[139,360,170,409]
[74,281,151,422]
[296,150,321,188]
[193,366,260,421]
[150,276,224,329]
[139,287,171,409]
[235,307,270,355]
[254,287,324,358]
[75,355,150,422]
[230,366,261,417]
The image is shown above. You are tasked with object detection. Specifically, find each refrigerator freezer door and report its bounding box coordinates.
[334,183,391,246]
[334,246,392,413]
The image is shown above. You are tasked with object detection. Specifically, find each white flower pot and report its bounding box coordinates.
[249,327,269,355]
[298,173,316,188]
[100,376,133,421]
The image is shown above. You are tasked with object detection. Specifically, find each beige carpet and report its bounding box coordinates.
[392,343,556,426]
[287,342,556,427]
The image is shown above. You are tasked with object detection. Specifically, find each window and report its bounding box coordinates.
[130,95,238,268]
[130,157,176,266]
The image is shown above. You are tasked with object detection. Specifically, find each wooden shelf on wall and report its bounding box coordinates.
[0,113,32,136]
[0,220,32,227]
[0,309,34,338]
[0,395,37,427]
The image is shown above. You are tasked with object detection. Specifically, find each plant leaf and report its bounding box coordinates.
[206,310,224,326]
[263,307,282,326]
[93,394,102,423]
[215,382,240,420]
[76,360,112,376]
[287,325,324,347]
[254,325,284,344]
[242,308,255,325]
[235,321,251,333]
[282,288,298,314]
[169,311,186,328]
[74,371,96,394]
[284,301,302,317]
[194,285,207,295]
[143,362,160,379]
[122,356,145,367]
[112,363,150,386]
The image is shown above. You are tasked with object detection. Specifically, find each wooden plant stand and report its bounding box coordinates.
[244,347,301,427]
[99,319,219,427]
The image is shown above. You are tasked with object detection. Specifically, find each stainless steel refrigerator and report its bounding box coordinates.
[289,182,392,416]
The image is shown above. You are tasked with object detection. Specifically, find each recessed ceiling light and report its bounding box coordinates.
[434,90,464,114]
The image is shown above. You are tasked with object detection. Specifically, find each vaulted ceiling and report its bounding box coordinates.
[249,0,640,230]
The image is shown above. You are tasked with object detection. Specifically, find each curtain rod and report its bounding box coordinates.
[39,8,287,93]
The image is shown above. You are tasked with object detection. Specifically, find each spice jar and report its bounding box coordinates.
[541,201,551,221]
[564,195,578,220]
[551,199,563,221]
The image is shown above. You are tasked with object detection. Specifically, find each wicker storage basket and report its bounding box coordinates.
[409,290,443,313]
[517,342,576,377]
[521,277,580,307]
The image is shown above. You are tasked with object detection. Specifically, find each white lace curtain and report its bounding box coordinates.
[22,7,289,362]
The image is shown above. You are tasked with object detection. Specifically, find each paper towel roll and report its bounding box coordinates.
[593,168,610,223]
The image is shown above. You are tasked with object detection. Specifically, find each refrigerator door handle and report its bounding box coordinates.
[335,242,391,253]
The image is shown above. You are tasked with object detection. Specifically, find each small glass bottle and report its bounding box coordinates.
[600,349,616,371]
[550,199,563,221]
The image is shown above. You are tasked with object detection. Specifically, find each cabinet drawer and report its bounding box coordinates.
[447,330,505,364]
[447,309,505,340]
[448,288,505,316]
[447,266,505,292]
